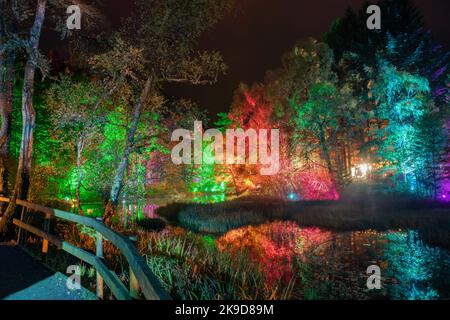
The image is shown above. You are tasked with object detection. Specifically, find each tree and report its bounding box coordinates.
[372,61,430,193]
[0,0,103,232]
[101,0,232,223]
[0,0,16,197]
[46,76,106,214]
[282,39,355,185]
[414,111,448,199]
[0,0,47,233]
[291,83,334,175]
[325,0,449,182]
[188,141,227,203]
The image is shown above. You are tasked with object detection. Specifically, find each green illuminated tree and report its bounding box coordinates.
[0,0,104,232]
[100,0,232,222]
[284,39,356,183]
[46,76,106,214]
[0,0,47,233]
[188,142,227,203]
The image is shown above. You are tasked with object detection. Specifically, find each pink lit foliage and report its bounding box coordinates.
[227,85,340,200]
[120,202,159,227]
[143,203,159,218]
[216,221,332,286]
[297,166,339,200]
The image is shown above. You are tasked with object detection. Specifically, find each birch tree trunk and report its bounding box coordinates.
[103,77,152,224]
[0,0,46,233]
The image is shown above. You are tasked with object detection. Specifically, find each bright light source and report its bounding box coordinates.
[352,163,372,179]
[360,163,369,177]
[287,193,297,200]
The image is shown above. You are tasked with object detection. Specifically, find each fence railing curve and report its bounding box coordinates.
[0,197,170,300]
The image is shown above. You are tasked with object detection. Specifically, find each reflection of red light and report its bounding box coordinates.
[217,222,332,286]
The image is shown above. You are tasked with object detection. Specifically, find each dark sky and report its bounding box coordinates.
[107,0,450,118]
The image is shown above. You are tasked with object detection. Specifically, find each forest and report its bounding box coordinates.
[0,0,449,301]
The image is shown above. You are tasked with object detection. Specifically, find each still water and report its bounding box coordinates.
[216,223,450,300]
[80,201,449,300]
[310,229,450,299]
[80,198,169,226]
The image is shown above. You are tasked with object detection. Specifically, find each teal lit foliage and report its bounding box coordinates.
[373,61,433,195]
[382,231,450,300]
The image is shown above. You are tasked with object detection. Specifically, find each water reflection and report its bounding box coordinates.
[217,223,450,300]
[118,202,159,227]
[80,198,166,227]
[382,231,449,299]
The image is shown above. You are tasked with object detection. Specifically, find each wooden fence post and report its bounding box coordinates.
[42,214,51,259]
[129,235,140,299]
[16,206,26,244]
[96,218,104,299]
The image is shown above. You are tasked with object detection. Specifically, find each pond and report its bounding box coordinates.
[318,229,449,299]
[78,200,449,300]
[214,223,450,300]
[79,197,171,225]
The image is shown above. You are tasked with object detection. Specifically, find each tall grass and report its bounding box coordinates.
[137,226,294,300]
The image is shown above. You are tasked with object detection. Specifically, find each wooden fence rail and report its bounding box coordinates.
[0,197,170,300]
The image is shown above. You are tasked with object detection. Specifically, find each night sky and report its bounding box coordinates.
[82,1,450,118]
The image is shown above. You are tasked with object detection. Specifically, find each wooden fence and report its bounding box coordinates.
[0,197,170,300]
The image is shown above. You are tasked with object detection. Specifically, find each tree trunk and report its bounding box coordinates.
[0,50,15,197]
[319,126,334,179]
[103,77,152,224]
[342,136,347,178]
[76,137,85,215]
[346,130,352,177]
[0,0,46,234]
[0,31,6,197]
[336,141,342,183]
